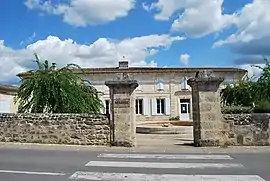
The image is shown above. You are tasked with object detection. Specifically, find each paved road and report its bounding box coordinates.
[0,147,269,181]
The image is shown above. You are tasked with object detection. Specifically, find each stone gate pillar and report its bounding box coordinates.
[105,79,138,147]
[187,70,226,147]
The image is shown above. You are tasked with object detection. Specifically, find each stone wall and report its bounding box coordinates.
[223,114,270,146]
[0,113,110,146]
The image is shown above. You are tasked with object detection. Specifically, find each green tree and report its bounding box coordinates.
[221,58,270,107]
[15,53,103,113]
[252,58,270,102]
[220,80,256,107]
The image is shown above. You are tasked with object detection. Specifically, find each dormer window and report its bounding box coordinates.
[157,80,164,91]
[181,77,188,90]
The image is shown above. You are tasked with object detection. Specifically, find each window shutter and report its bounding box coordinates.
[143,98,149,115]
[165,98,171,115]
[151,98,157,115]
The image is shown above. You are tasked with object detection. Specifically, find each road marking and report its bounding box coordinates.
[98,153,233,160]
[0,170,66,176]
[85,161,244,169]
[69,172,265,181]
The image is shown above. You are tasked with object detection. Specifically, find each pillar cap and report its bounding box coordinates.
[187,77,224,84]
[187,70,224,86]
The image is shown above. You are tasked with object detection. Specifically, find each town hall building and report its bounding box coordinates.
[1,59,247,122]
[79,60,247,122]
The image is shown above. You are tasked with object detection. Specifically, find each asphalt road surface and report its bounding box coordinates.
[0,147,269,181]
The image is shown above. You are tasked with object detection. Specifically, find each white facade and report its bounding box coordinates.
[83,66,247,122]
[0,85,18,113]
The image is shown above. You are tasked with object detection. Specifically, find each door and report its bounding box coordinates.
[179,99,190,121]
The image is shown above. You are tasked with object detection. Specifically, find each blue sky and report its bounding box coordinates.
[0,0,269,84]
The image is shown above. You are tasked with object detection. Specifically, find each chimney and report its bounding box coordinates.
[118,56,129,69]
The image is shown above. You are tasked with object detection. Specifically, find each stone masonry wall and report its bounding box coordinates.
[0,113,110,146]
[223,114,270,146]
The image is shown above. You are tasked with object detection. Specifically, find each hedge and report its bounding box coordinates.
[221,106,253,114]
[254,100,270,113]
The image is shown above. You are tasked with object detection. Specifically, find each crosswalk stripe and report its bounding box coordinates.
[0,170,65,176]
[69,172,266,181]
[85,161,244,169]
[98,153,233,160]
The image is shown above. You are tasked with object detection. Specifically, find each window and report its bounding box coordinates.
[105,100,110,115]
[136,99,143,115]
[156,98,165,114]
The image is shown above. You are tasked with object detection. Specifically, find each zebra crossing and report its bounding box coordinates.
[69,153,266,181]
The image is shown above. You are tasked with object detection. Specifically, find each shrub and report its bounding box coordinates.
[221,106,253,114]
[220,81,257,107]
[169,116,180,121]
[254,100,270,113]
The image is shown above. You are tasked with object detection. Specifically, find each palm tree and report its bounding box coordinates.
[15,53,103,114]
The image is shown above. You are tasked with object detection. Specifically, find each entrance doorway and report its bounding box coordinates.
[179,99,191,121]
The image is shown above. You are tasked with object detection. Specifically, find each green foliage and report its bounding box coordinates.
[254,100,270,113]
[220,80,256,107]
[221,106,253,114]
[14,53,103,114]
[253,58,270,102]
[221,58,270,112]
[169,116,180,121]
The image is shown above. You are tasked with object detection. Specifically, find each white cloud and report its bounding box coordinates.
[142,2,151,12]
[212,0,270,67]
[239,64,263,80]
[144,0,183,20]
[171,0,235,37]
[144,0,235,37]
[180,53,190,65]
[214,0,270,47]
[0,34,184,84]
[0,41,31,84]
[24,0,135,27]
[148,49,159,56]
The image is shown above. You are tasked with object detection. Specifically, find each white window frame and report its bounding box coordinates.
[156,98,165,115]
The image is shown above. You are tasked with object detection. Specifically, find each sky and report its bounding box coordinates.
[0,0,269,85]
